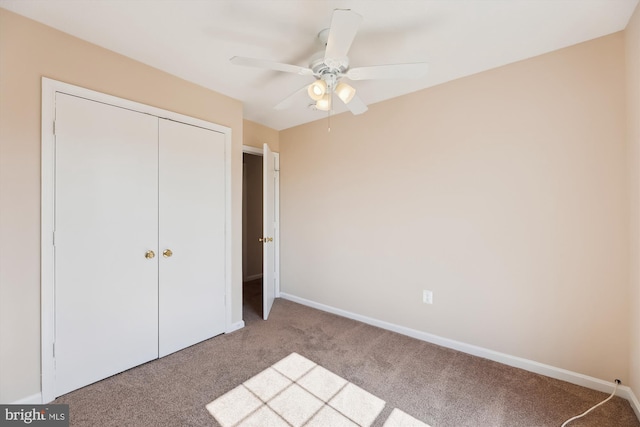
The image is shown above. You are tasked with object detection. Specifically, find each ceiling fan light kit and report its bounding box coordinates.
[230,8,429,119]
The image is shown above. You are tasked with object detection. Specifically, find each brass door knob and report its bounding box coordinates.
[267,237,274,242]
[258,237,264,242]
[163,249,173,258]
[145,250,155,259]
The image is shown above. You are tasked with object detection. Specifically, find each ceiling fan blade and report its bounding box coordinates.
[274,85,309,110]
[341,93,368,115]
[230,56,313,76]
[324,9,363,61]
[346,63,429,80]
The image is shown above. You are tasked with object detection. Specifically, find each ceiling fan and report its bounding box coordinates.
[230,9,429,116]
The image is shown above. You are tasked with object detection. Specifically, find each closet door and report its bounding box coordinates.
[158,119,226,356]
[54,93,159,396]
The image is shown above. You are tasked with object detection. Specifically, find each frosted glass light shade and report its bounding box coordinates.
[316,94,331,111]
[335,82,356,104]
[308,80,327,101]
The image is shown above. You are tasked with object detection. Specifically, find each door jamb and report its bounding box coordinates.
[41,78,233,403]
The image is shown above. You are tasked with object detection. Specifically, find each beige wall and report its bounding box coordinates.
[243,119,279,152]
[0,9,244,403]
[280,33,629,382]
[627,3,640,396]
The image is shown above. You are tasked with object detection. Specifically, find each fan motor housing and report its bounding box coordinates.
[309,50,349,77]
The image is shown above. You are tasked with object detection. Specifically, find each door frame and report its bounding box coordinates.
[41,78,233,404]
[242,145,280,300]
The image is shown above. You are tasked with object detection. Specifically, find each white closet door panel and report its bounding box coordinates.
[158,119,226,357]
[54,93,159,396]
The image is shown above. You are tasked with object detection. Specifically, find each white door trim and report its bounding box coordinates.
[242,145,280,299]
[41,77,233,404]
[243,145,263,156]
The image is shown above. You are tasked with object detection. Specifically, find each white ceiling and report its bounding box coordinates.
[1,0,638,130]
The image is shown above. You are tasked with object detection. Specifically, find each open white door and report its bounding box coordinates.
[263,143,276,319]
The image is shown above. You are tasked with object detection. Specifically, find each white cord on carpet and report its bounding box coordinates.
[560,379,620,427]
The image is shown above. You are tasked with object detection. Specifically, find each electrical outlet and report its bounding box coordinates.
[423,290,433,304]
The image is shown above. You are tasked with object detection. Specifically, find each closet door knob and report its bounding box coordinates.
[145,250,155,259]
[163,249,173,258]
[258,237,264,242]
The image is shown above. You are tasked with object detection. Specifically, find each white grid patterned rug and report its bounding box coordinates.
[206,352,431,427]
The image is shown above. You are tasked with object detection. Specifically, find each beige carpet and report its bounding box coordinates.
[206,352,428,426]
[52,282,640,426]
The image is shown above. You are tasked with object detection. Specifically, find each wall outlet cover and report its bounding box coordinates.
[423,290,433,304]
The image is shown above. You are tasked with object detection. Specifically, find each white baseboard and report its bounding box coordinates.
[625,387,640,421]
[243,274,263,282]
[10,392,42,405]
[280,292,635,402]
[227,320,245,333]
